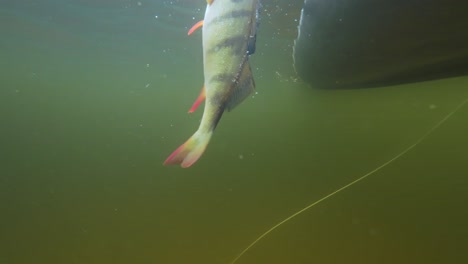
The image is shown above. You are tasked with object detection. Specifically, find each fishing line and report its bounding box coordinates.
[230,96,468,264]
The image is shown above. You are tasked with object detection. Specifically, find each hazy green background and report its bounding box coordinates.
[1,1,467,264]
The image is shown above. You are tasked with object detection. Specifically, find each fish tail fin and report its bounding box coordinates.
[163,130,213,168]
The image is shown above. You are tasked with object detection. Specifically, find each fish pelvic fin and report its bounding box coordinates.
[163,130,213,168]
[226,61,255,111]
[188,85,206,113]
[188,20,204,35]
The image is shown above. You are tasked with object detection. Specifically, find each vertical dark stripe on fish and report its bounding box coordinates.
[209,73,239,108]
[208,106,225,131]
[209,35,247,55]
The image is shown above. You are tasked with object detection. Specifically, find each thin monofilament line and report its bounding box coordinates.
[230,96,468,264]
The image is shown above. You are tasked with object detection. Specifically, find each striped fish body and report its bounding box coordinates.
[164,0,259,168]
[200,0,259,132]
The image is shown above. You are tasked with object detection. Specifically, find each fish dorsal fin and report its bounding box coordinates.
[247,8,259,55]
[226,61,255,112]
[247,32,257,55]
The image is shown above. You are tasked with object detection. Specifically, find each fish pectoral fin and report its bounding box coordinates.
[188,85,206,113]
[247,3,260,55]
[226,62,255,112]
[207,0,214,5]
[188,20,204,35]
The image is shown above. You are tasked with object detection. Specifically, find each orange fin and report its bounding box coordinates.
[188,85,206,113]
[207,0,214,5]
[188,20,204,35]
[164,130,212,168]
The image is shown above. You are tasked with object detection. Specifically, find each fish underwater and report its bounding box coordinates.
[164,0,260,168]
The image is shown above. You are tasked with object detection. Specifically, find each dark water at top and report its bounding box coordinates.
[1,1,467,264]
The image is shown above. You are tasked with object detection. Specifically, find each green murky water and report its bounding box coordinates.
[1,1,467,264]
